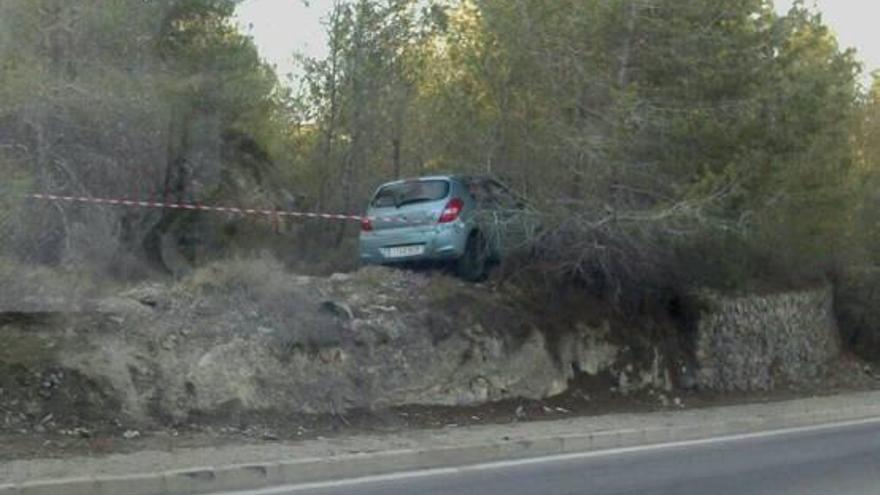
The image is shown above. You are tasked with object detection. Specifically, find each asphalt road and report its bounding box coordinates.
[232,420,880,495]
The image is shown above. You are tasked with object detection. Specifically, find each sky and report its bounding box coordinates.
[776,0,880,75]
[235,0,332,81]
[235,0,880,82]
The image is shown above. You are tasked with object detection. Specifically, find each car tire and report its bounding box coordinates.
[456,231,489,282]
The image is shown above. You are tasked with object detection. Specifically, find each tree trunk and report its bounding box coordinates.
[611,0,639,214]
[392,138,402,179]
[617,0,638,90]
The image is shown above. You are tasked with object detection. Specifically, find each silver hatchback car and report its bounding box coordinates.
[359,175,539,280]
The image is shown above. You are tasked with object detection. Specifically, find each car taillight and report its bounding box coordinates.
[361,217,374,232]
[438,198,464,223]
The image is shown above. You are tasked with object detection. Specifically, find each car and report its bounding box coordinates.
[358,175,540,281]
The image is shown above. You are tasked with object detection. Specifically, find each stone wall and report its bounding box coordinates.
[695,287,840,391]
[835,268,880,362]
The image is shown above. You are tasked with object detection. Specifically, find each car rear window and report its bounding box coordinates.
[371,180,450,208]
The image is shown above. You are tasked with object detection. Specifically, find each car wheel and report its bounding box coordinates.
[456,231,489,282]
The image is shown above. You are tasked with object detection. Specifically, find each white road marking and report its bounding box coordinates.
[218,416,880,494]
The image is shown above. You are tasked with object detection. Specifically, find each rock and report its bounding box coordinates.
[122,284,168,309]
[61,427,92,438]
[91,297,154,317]
[560,322,618,377]
[320,300,354,321]
[679,365,698,390]
[572,390,591,402]
[122,430,140,439]
[618,372,630,395]
[370,305,398,313]
[658,394,670,407]
[160,335,177,351]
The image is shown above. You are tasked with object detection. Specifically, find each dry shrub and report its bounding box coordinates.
[178,255,345,349]
[183,255,295,298]
[0,257,105,311]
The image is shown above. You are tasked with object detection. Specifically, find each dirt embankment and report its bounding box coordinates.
[0,260,645,426]
[0,258,877,460]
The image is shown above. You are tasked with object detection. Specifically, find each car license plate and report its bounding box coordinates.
[382,245,425,258]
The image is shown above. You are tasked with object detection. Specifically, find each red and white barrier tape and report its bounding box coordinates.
[25,193,366,223]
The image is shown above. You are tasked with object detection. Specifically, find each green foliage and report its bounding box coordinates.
[292,0,867,292]
[855,78,880,264]
[0,0,293,270]
[1,0,873,292]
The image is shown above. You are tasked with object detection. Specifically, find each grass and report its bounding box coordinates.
[0,326,57,369]
[0,257,110,311]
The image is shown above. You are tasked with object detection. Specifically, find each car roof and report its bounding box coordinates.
[377,175,451,187]
[377,174,495,187]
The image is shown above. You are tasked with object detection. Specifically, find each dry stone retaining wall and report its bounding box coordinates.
[694,287,840,391]
[835,268,880,362]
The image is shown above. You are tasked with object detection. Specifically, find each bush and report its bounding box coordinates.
[0,257,105,311]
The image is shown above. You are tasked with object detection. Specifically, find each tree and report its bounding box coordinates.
[0,0,289,273]
[367,0,862,292]
[299,0,434,244]
[855,77,880,263]
[2,0,869,292]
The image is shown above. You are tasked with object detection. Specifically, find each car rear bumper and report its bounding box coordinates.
[359,222,468,264]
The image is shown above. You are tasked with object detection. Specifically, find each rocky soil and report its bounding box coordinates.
[0,258,878,461]
[0,260,647,427]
